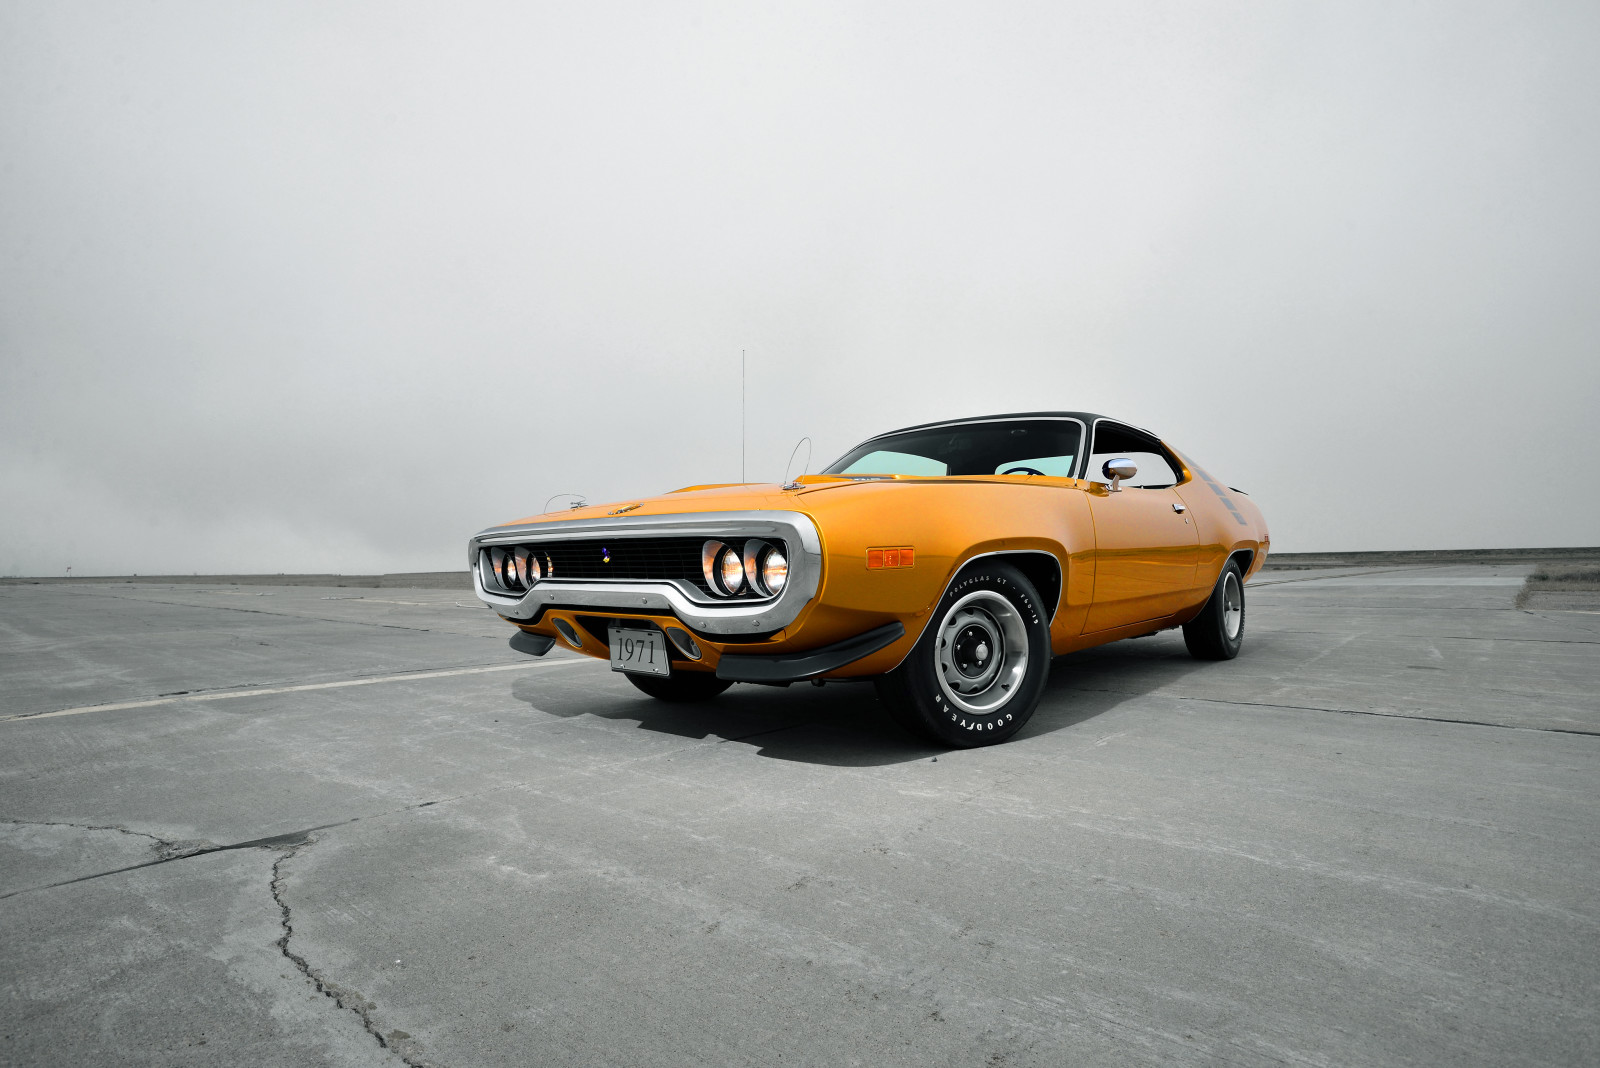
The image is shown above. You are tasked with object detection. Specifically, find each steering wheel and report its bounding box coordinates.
[1001,466,1047,476]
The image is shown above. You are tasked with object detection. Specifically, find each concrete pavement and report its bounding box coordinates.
[2,566,1596,1066]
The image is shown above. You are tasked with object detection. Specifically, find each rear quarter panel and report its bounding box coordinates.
[1171,452,1270,598]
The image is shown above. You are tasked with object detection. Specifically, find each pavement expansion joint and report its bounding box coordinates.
[1247,564,1449,587]
[1524,610,1600,630]
[1403,633,1600,645]
[1067,686,1600,738]
[272,840,439,1068]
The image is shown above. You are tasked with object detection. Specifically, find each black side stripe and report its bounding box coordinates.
[1192,464,1250,526]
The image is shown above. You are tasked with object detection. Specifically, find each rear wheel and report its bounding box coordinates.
[626,671,733,702]
[1183,559,1246,660]
[875,562,1051,747]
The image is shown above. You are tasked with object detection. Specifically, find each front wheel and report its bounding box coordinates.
[626,671,733,702]
[875,562,1051,747]
[1183,559,1245,660]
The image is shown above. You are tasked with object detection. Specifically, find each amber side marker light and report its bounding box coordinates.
[866,546,914,569]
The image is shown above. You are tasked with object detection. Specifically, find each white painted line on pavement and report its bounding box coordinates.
[2,656,599,724]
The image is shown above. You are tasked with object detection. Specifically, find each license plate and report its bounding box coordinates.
[609,626,670,677]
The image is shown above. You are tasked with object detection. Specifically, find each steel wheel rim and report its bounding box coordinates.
[935,590,1030,714]
[1222,571,1243,640]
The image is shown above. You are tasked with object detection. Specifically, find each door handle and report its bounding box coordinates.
[1172,502,1186,513]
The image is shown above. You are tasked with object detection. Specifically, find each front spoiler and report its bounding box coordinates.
[509,631,556,657]
[715,622,906,683]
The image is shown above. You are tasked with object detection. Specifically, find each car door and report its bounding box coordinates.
[1081,423,1200,632]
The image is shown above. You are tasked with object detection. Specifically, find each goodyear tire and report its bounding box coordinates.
[1183,558,1245,660]
[627,672,733,702]
[875,561,1051,747]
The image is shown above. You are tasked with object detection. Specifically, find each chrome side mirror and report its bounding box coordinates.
[1102,457,1137,492]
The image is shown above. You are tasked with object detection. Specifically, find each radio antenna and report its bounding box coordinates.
[782,436,812,489]
[741,349,746,483]
[543,492,587,512]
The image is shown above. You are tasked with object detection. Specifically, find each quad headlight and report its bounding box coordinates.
[719,545,745,593]
[482,546,549,593]
[742,540,788,597]
[513,546,541,585]
[759,547,788,594]
[488,547,511,588]
[703,539,788,598]
[703,540,746,596]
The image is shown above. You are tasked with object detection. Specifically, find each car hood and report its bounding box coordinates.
[488,475,912,529]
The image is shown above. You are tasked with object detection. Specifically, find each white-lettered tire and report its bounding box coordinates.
[1183,558,1245,660]
[875,561,1051,747]
[627,672,733,702]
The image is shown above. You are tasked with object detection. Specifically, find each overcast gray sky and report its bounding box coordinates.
[3,1,1597,576]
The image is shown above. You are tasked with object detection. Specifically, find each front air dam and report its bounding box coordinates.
[714,621,906,683]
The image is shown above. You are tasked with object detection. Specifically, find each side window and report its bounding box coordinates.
[1088,423,1182,489]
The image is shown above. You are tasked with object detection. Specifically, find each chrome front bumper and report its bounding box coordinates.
[467,510,823,636]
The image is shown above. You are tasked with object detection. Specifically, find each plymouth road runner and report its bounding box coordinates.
[469,412,1268,747]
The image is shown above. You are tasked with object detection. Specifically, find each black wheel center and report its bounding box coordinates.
[951,624,994,677]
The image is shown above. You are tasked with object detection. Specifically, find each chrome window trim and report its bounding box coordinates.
[466,510,823,635]
[825,415,1089,478]
[1084,417,1183,484]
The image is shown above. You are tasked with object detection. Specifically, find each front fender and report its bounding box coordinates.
[790,480,1096,676]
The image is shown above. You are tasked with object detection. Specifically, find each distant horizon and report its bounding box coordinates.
[5,4,1598,574]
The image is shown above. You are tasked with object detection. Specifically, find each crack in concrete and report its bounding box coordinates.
[0,816,213,861]
[272,840,438,1067]
[5,805,456,1062]
[0,797,459,900]
[0,823,352,900]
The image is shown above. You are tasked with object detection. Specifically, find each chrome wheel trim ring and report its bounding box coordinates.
[1223,570,1244,640]
[935,590,1030,715]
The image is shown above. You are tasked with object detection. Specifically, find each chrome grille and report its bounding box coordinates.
[478,536,787,599]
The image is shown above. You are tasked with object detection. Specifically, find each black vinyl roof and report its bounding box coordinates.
[866,411,1116,439]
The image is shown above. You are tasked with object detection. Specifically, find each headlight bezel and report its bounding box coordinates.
[482,546,550,593]
[702,538,789,598]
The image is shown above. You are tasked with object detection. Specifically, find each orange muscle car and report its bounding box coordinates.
[469,412,1268,747]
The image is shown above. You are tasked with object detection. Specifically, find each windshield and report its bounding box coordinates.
[823,419,1083,478]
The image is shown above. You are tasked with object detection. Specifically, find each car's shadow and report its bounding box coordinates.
[512,631,1218,767]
